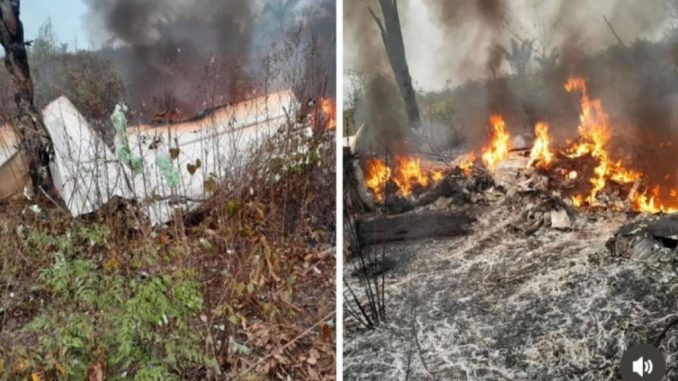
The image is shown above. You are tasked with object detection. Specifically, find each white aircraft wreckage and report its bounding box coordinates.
[0,90,300,224]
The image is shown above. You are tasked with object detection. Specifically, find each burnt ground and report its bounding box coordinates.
[344,193,678,380]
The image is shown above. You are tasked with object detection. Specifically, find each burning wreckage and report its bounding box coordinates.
[344,77,678,380]
[0,90,327,224]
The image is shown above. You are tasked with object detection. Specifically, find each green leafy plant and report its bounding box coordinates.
[25,257,216,380]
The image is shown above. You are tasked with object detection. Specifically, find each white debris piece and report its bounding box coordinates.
[42,90,296,224]
[43,97,129,216]
[550,209,572,230]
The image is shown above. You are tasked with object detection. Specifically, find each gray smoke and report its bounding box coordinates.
[82,0,256,118]
[84,0,336,120]
[346,0,678,195]
[84,0,253,55]
[345,0,412,153]
[353,0,672,90]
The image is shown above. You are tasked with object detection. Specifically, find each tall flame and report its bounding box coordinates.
[559,77,678,213]
[528,122,554,168]
[564,77,641,205]
[364,158,391,203]
[481,115,511,171]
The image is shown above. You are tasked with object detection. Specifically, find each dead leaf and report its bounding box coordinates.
[187,163,197,175]
[31,372,42,381]
[86,359,104,381]
[253,204,265,222]
[203,178,218,193]
[11,357,28,375]
[55,362,67,377]
[157,233,171,245]
[169,147,180,159]
[102,255,120,273]
[307,366,320,380]
[187,159,202,175]
[320,323,333,342]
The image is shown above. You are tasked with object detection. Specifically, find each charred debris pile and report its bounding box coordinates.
[346,75,678,264]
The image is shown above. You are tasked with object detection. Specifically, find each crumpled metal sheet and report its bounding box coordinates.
[41,90,295,224]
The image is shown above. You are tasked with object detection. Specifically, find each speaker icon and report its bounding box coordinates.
[621,344,664,381]
[632,356,653,377]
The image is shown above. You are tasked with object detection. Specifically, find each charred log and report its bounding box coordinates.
[413,174,469,207]
[383,194,414,214]
[357,210,475,245]
[0,0,56,196]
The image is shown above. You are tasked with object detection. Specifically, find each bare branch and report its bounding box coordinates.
[603,15,625,47]
[368,6,386,36]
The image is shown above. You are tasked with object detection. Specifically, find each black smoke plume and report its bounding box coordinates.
[83,0,254,119]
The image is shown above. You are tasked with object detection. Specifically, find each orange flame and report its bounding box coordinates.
[319,98,336,130]
[364,158,391,202]
[564,77,641,205]
[363,155,445,202]
[528,122,554,168]
[392,156,430,197]
[459,153,476,176]
[562,77,678,213]
[361,78,678,213]
[572,195,584,207]
[632,185,678,213]
[481,115,511,171]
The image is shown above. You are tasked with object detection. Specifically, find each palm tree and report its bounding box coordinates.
[535,48,559,73]
[263,0,301,30]
[502,38,534,76]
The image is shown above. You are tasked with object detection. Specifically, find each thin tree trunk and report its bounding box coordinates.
[0,0,56,195]
[369,0,421,129]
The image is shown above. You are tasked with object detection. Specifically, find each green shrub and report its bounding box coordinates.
[25,256,215,380]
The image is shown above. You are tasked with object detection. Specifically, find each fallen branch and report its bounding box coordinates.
[357,210,476,245]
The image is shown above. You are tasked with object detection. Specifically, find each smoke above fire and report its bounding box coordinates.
[380,0,670,90]
[83,0,335,120]
[347,0,678,206]
[83,0,253,54]
[82,0,254,114]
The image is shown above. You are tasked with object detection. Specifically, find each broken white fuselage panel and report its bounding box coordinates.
[0,90,298,224]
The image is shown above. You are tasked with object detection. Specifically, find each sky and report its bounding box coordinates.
[22,0,90,50]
